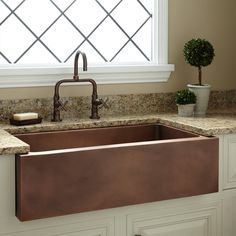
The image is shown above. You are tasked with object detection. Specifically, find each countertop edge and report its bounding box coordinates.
[0,129,30,155]
[1,113,236,155]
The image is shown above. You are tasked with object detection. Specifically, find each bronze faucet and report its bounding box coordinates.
[52,51,107,122]
[73,51,87,80]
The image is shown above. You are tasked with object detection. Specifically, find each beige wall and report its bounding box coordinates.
[0,0,235,99]
[169,0,236,91]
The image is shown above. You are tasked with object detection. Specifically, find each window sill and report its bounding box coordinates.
[0,64,175,88]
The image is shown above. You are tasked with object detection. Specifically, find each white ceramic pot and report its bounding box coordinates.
[187,84,211,117]
[177,104,195,117]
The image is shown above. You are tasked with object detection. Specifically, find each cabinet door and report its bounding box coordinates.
[223,134,236,189]
[223,196,236,236]
[127,203,220,236]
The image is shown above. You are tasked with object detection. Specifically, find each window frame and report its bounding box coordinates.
[0,0,174,88]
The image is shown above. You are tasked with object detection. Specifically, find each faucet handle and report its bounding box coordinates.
[99,97,109,109]
[58,100,68,111]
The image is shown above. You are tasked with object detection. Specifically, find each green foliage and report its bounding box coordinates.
[175,89,197,105]
[183,38,215,67]
[183,38,215,85]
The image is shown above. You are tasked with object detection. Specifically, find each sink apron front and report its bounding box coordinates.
[15,125,219,221]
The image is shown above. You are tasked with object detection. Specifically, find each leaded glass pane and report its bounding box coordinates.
[0,0,153,65]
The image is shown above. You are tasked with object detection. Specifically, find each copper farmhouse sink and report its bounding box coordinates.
[15,124,219,221]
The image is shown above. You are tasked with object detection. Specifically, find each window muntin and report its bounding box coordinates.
[0,0,174,87]
[0,0,153,65]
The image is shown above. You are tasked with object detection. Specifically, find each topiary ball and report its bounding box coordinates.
[183,38,215,68]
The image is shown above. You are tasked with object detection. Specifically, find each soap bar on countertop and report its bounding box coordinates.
[13,112,39,121]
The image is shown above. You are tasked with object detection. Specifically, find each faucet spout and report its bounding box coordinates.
[73,51,87,80]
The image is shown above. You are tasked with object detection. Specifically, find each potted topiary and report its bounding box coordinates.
[175,89,196,117]
[183,38,215,116]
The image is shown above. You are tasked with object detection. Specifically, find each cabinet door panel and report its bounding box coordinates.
[0,214,114,235]
[128,203,220,236]
[0,222,109,236]
[223,134,236,189]
[140,219,207,236]
[223,196,236,236]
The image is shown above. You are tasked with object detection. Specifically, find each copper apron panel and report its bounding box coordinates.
[16,137,218,221]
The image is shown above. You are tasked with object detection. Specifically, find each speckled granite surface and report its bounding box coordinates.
[0,90,235,121]
[158,114,236,136]
[0,129,29,155]
[0,89,235,155]
[0,93,177,121]
[0,113,236,155]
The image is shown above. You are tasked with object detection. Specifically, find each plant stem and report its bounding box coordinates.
[198,66,202,85]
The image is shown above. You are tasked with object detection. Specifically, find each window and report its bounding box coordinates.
[0,0,174,87]
[1,0,152,64]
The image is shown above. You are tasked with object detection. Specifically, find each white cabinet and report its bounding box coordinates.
[223,134,236,189]
[1,133,236,236]
[0,155,115,236]
[222,133,236,236]
[127,202,220,236]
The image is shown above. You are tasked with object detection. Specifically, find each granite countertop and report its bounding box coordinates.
[0,129,30,155]
[0,113,236,155]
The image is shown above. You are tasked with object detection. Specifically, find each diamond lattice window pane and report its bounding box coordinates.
[65,0,106,36]
[112,42,148,63]
[0,0,154,65]
[139,0,153,13]
[18,42,59,64]
[0,15,35,63]
[15,0,60,36]
[0,1,10,23]
[111,0,150,36]
[96,0,121,12]
[132,20,152,60]
[0,54,8,64]
[66,41,106,64]
[41,17,84,62]
[89,18,128,62]
[51,0,75,11]
[1,0,24,10]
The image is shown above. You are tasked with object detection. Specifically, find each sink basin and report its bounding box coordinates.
[16,124,199,152]
[15,124,218,221]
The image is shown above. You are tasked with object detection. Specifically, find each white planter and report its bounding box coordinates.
[177,104,195,117]
[187,84,211,117]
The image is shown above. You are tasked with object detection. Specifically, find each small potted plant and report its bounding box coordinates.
[183,38,215,116]
[175,89,197,117]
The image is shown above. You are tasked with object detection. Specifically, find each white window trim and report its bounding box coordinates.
[0,0,174,88]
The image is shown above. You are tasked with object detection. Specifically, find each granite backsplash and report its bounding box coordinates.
[0,90,235,121]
